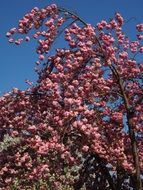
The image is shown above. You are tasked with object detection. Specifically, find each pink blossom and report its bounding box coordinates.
[136,24,143,32]
[39,54,45,60]
[139,46,143,53]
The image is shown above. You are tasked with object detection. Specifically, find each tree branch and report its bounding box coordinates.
[93,154,116,190]
[110,64,142,190]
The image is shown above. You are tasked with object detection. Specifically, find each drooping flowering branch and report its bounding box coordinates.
[1,3,143,190]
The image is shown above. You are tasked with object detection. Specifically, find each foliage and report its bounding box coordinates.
[0,3,143,189]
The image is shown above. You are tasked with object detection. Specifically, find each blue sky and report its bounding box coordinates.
[1,0,143,95]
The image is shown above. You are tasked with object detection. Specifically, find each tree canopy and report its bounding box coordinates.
[0,4,143,190]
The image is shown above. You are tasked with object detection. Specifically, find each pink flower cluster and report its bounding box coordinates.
[2,3,143,189]
[136,24,143,32]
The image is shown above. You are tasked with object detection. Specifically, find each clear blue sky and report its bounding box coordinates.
[1,0,143,95]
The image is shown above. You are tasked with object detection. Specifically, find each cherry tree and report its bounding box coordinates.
[0,3,143,189]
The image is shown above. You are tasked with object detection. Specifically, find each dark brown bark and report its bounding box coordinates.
[93,154,116,190]
[126,111,142,190]
[73,154,116,190]
[111,65,142,190]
